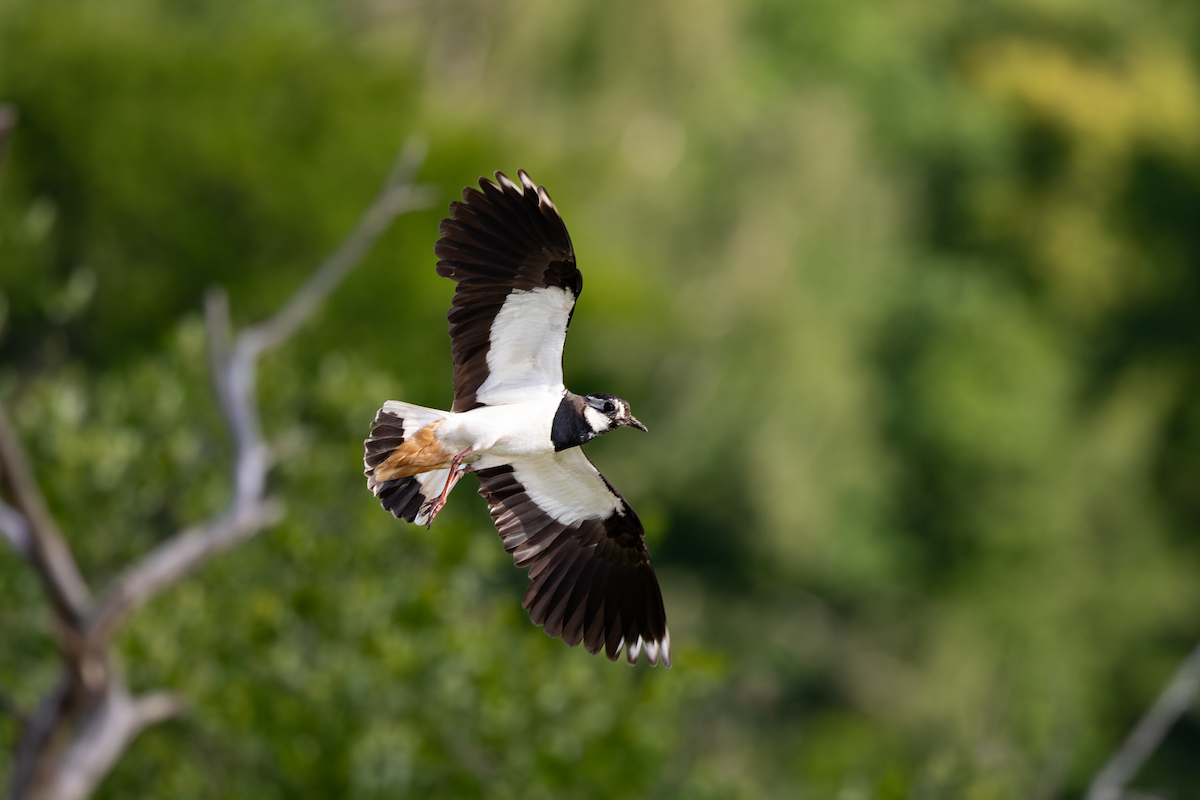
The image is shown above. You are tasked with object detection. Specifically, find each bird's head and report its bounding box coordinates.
[583,393,647,436]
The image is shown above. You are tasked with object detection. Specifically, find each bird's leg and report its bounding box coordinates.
[420,448,473,527]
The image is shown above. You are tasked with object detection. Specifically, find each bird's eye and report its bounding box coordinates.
[603,401,615,414]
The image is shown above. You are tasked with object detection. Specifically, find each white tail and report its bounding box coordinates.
[380,400,452,433]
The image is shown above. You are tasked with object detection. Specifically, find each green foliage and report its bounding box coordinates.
[4,0,1200,797]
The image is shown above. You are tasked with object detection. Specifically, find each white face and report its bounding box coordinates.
[583,405,612,434]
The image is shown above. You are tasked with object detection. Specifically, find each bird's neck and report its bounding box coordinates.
[551,392,599,451]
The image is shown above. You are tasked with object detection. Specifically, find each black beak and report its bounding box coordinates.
[628,416,648,432]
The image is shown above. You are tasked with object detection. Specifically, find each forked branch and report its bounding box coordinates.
[1086,637,1200,800]
[0,408,92,627]
[2,137,434,800]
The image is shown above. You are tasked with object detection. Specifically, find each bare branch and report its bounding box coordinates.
[242,138,435,356]
[204,288,270,504]
[7,138,430,800]
[1087,637,1200,800]
[0,406,92,626]
[0,496,32,557]
[129,691,186,729]
[8,677,72,800]
[88,499,281,647]
[48,685,185,800]
[87,139,432,648]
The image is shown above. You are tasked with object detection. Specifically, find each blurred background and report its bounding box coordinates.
[3,0,1200,797]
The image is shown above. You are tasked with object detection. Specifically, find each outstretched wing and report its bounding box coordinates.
[475,449,671,667]
[435,170,581,412]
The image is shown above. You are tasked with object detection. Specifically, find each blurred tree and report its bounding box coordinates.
[3,0,1200,797]
[0,135,433,798]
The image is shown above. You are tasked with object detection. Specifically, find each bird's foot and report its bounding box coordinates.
[419,450,473,528]
[419,496,447,528]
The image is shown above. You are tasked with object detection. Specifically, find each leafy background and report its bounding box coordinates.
[3,0,1200,797]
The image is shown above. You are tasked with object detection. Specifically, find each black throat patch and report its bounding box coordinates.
[551,393,595,451]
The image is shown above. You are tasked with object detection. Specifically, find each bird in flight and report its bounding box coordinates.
[364,170,670,667]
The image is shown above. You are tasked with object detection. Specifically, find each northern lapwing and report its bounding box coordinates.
[364,170,670,667]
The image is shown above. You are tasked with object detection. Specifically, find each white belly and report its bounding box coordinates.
[442,390,562,469]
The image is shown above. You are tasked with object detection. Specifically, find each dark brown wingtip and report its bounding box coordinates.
[493,168,560,215]
[494,170,523,195]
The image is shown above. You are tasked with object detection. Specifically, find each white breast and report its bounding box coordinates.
[444,389,563,468]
